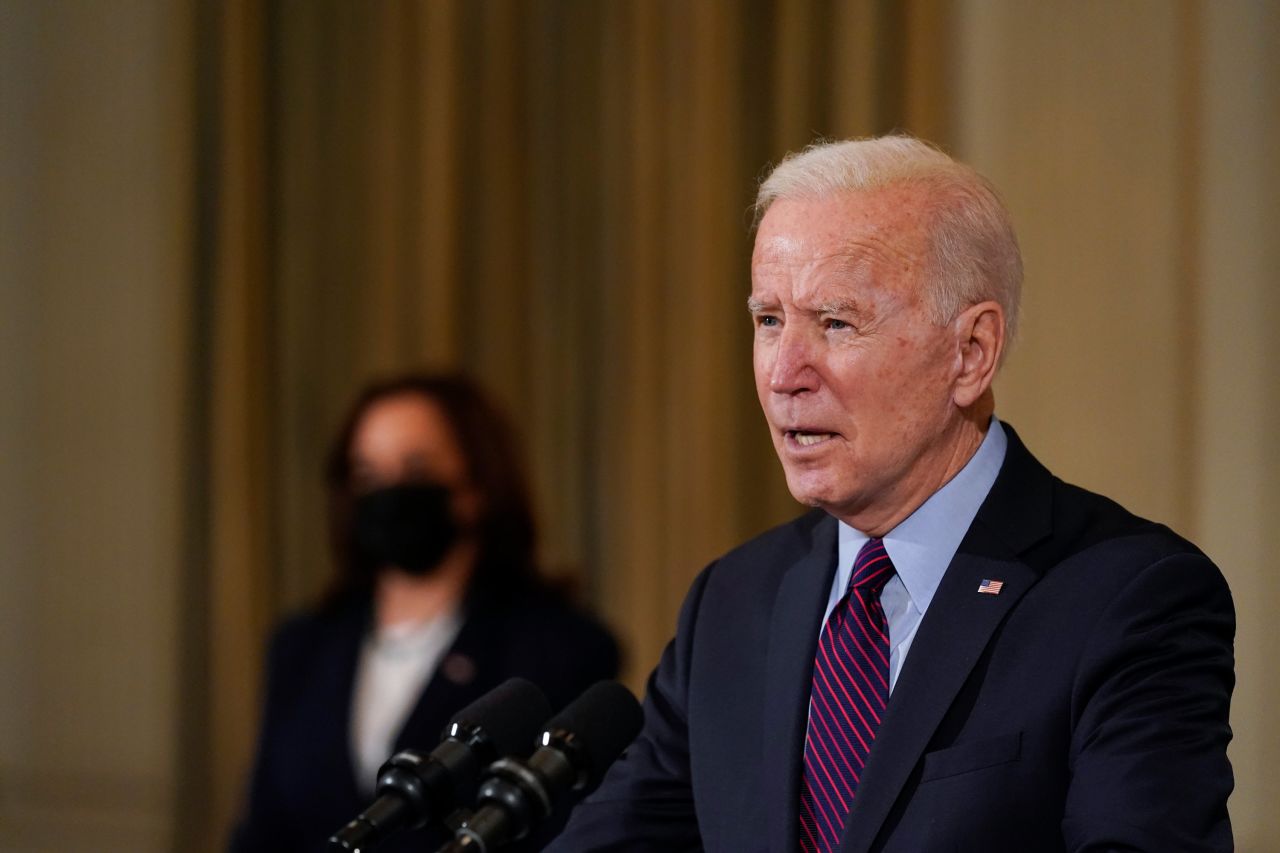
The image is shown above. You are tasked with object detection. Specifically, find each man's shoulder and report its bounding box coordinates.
[1054,476,1200,550]
[1035,474,1217,596]
[717,507,832,567]
[985,456,1226,623]
[989,423,1209,571]
[682,507,834,610]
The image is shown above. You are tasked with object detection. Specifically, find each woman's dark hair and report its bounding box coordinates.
[322,371,541,607]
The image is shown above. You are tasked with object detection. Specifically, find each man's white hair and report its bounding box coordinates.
[755,135,1023,347]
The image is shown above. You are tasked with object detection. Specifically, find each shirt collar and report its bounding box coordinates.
[837,418,1007,612]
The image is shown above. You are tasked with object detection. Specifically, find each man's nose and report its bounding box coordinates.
[768,325,819,394]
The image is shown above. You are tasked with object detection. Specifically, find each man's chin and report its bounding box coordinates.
[783,477,851,515]
[789,493,825,510]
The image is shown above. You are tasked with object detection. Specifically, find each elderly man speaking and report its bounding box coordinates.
[548,136,1234,853]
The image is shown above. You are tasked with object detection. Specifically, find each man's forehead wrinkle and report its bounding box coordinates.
[839,227,917,270]
[751,251,882,315]
[757,235,914,281]
[828,251,871,285]
[751,230,808,264]
[753,248,869,287]
[757,234,865,265]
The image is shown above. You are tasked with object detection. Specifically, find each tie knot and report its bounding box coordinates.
[850,537,895,595]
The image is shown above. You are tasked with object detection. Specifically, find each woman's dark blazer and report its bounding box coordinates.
[230,584,620,853]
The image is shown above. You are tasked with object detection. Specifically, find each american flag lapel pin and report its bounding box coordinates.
[977,578,1004,595]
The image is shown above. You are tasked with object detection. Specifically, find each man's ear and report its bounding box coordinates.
[952,300,1005,408]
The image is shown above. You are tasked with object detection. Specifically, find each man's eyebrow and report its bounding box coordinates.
[746,296,775,313]
[816,297,863,316]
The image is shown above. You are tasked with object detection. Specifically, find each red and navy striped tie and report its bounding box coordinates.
[799,537,896,853]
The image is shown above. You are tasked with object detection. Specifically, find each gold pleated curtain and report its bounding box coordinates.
[189,1,952,848]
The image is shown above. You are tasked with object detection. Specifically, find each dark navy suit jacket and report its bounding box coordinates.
[230,585,619,853]
[548,426,1234,852]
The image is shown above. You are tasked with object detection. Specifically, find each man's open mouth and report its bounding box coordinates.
[786,430,837,447]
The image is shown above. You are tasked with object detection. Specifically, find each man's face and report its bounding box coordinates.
[750,187,967,533]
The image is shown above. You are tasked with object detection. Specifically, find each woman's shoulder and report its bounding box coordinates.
[468,581,621,681]
[478,581,614,640]
[266,595,368,669]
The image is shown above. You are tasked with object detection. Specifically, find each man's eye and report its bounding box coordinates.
[827,318,850,331]
[758,315,780,328]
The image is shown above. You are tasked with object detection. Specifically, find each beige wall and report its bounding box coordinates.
[955,0,1280,847]
[956,1,1193,529]
[1196,2,1280,846]
[0,1,193,850]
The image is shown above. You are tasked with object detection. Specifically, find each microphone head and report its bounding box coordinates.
[445,677,553,759]
[540,680,643,786]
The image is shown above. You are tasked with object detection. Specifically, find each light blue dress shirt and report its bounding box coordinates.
[824,418,1008,693]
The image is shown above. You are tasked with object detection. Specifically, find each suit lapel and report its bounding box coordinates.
[837,549,1038,852]
[763,514,839,853]
[838,425,1054,853]
[316,600,372,801]
[394,609,488,753]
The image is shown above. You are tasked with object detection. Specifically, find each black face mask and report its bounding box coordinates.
[352,483,460,576]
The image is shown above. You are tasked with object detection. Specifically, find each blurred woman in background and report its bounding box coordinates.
[231,372,620,852]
